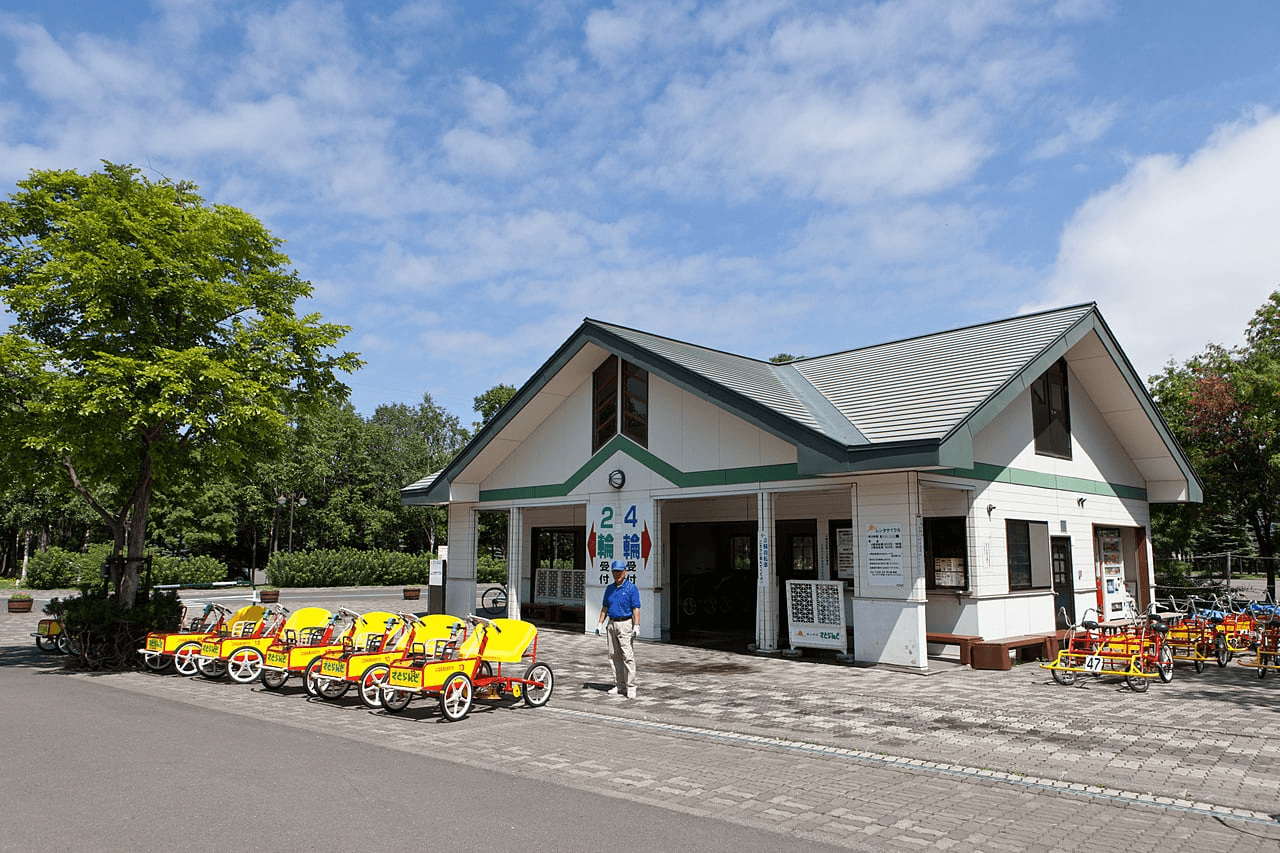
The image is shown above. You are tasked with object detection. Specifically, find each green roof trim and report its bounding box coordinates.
[937,462,1148,501]
[477,435,806,503]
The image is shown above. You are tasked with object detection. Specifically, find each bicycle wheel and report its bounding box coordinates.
[481,587,507,616]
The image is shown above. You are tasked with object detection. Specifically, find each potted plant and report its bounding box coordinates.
[402,586,421,600]
[258,587,280,604]
[7,592,34,613]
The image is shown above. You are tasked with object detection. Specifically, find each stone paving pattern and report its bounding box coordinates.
[5,587,1280,851]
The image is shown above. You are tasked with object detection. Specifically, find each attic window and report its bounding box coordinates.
[593,355,648,453]
[1031,358,1071,459]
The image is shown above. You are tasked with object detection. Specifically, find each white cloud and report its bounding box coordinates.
[1039,111,1280,378]
[1029,100,1120,160]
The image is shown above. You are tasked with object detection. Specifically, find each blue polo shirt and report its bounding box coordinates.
[602,579,641,619]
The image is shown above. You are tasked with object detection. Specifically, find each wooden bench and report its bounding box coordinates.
[970,633,1060,671]
[925,632,983,666]
[522,604,556,621]
[555,606,585,626]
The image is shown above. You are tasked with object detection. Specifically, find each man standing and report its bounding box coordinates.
[597,559,641,698]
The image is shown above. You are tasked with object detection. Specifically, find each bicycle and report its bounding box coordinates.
[481,583,508,616]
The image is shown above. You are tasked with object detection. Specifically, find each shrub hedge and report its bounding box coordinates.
[22,545,228,590]
[265,548,435,588]
[477,554,508,585]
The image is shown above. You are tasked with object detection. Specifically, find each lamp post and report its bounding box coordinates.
[276,492,307,552]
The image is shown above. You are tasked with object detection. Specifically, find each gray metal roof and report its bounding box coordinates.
[594,323,823,431]
[590,305,1094,448]
[794,305,1094,444]
[403,303,1201,504]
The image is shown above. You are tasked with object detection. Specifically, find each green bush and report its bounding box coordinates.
[150,554,227,586]
[477,554,508,585]
[50,590,185,671]
[265,548,434,588]
[23,545,228,590]
[23,544,112,590]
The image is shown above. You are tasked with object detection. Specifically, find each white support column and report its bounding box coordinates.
[507,507,523,620]
[755,490,778,652]
[445,504,479,617]
[652,499,666,639]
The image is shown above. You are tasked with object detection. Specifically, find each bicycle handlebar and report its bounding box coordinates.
[466,613,502,633]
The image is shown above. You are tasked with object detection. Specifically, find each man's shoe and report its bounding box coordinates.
[626,688,637,699]
[606,686,621,696]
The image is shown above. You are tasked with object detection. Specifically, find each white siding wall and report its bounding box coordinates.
[484,380,592,490]
[972,371,1143,488]
[652,377,796,472]
[485,374,796,492]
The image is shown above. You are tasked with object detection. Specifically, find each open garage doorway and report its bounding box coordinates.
[671,522,756,645]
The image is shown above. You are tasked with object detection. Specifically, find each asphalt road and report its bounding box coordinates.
[0,658,848,853]
[6,587,1280,852]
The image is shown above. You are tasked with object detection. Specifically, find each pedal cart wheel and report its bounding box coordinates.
[1157,644,1174,683]
[142,650,171,672]
[1050,664,1077,686]
[261,668,288,690]
[305,657,350,700]
[439,672,473,721]
[380,687,413,713]
[522,662,554,707]
[359,664,390,709]
[198,656,227,679]
[227,647,265,684]
[173,641,203,676]
[1126,655,1152,692]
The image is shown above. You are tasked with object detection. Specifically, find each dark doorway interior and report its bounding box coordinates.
[1052,536,1074,628]
[671,522,756,633]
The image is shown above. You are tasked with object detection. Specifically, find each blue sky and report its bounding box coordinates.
[2,1,1279,421]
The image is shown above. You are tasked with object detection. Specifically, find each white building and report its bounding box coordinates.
[402,304,1201,669]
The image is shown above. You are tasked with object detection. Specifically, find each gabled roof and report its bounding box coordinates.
[403,303,1202,505]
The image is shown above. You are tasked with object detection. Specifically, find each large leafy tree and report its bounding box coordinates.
[1150,291,1280,599]
[368,393,469,552]
[0,162,361,606]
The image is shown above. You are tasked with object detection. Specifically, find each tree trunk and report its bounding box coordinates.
[20,529,31,583]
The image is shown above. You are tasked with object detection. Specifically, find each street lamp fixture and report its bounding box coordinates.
[276,492,307,552]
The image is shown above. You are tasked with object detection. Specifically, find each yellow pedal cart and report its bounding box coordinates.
[139,602,250,675]
[380,615,553,721]
[313,613,464,708]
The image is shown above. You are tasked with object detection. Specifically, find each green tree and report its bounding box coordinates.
[1150,291,1280,599]
[472,383,516,428]
[368,393,469,552]
[471,385,515,561]
[0,162,361,607]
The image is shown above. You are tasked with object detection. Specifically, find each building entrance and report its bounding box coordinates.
[671,522,756,633]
